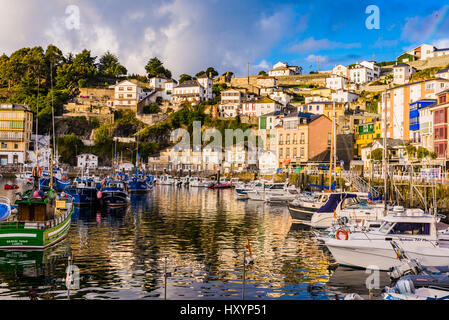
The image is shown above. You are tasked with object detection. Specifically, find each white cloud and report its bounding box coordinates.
[291,37,361,53]
[401,5,449,43]
[0,1,306,78]
[253,60,270,70]
[433,38,449,49]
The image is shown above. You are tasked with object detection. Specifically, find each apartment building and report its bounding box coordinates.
[0,104,33,165]
[382,78,449,140]
[276,112,332,169]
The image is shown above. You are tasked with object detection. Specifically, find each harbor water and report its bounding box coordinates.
[0,179,390,300]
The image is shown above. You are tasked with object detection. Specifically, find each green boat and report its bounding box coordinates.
[0,186,73,250]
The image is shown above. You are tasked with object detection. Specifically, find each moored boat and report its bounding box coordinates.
[0,184,73,250]
[98,180,129,208]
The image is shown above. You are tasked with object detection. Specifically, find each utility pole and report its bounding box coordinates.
[247,62,250,85]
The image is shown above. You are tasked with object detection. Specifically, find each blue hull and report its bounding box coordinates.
[67,187,99,206]
[101,190,129,207]
[40,178,71,192]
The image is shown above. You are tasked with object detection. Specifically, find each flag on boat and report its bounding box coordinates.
[137,152,141,159]
[333,210,337,219]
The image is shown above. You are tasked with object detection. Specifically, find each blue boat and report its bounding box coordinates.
[127,174,154,193]
[39,177,71,192]
[99,181,129,208]
[66,178,99,206]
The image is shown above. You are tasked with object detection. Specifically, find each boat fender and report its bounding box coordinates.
[32,166,42,178]
[97,191,103,199]
[336,229,349,240]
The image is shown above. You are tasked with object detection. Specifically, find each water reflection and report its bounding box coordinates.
[0,183,372,300]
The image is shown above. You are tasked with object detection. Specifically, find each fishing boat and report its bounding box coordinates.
[324,210,449,270]
[0,182,73,249]
[0,196,11,221]
[66,177,99,206]
[188,177,203,187]
[127,174,154,193]
[98,180,129,208]
[15,170,33,184]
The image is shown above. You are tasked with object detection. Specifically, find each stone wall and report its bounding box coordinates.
[136,113,169,126]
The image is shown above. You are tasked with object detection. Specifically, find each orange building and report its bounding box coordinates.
[382,78,449,140]
[276,112,332,169]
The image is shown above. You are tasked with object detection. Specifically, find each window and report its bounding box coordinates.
[286,134,290,145]
[300,147,304,157]
[1,142,6,149]
[328,133,332,145]
[293,147,297,157]
[388,223,430,235]
[300,133,305,144]
[279,148,283,158]
[14,143,18,149]
[279,134,283,145]
[286,148,290,158]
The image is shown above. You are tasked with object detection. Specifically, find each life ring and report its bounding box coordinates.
[32,166,42,178]
[336,229,349,240]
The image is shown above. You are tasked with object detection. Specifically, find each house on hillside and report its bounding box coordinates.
[268,62,302,76]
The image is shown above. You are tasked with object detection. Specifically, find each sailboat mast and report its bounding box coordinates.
[329,102,334,189]
[383,89,388,213]
[50,61,57,167]
[333,101,336,183]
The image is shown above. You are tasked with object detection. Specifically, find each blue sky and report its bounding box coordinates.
[0,0,448,77]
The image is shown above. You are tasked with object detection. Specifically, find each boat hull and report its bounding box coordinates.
[101,191,129,207]
[0,207,73,250]
[288,205,316,221]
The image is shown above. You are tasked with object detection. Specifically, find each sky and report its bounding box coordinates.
[0,0,448,78]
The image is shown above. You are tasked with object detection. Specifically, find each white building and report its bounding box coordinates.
[149,77,168,90]
[332,64,349,78]
[109,80,153,109]
[331,90,359,103]
[172,75,213,104]
[268,62,302,76]
[269,90,293,106]
[218,89,245,118]
[349,63,379,84]
[436,68,449,80]
[305,95,329,103]
[241,97,282,117]
[77,153,98,169]
[326,75,347,90]
[27,135,52,168]
[258,150,278,175]
[393,63,415,85]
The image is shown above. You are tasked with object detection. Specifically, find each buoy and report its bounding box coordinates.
[97,191,102,199]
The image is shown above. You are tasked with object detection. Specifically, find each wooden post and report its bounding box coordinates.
[242,247,246,301]
[164,255,167,300]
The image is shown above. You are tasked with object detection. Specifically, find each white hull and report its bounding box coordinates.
[326,238,449,270]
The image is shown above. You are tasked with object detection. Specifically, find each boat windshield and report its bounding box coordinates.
[378,221,394,234]
[270,184,285,190]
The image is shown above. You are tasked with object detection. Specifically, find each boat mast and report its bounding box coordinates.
[383,88,388,214]
[333,101,337,186]
[329,102,334,190]
[50,61,57,168]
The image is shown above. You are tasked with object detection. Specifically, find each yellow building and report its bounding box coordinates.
[355,119,382,157]
[0,104,33,165]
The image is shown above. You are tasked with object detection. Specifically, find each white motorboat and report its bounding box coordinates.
[188,177,203,187]
[288,192,331,221]
[246,183,287,201]
[15,171,33,184]
[308,193,386,229]
[159,175,175,185]
[324,210,449,270]
[266,187,300,203]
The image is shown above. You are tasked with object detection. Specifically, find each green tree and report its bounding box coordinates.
[99,51,127,77]
[143,103,161,114]
[179,74,193,83]
[94,125,110,145]
[145,57,171,79]
[57,133,84,165]
[258,70,268,76]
